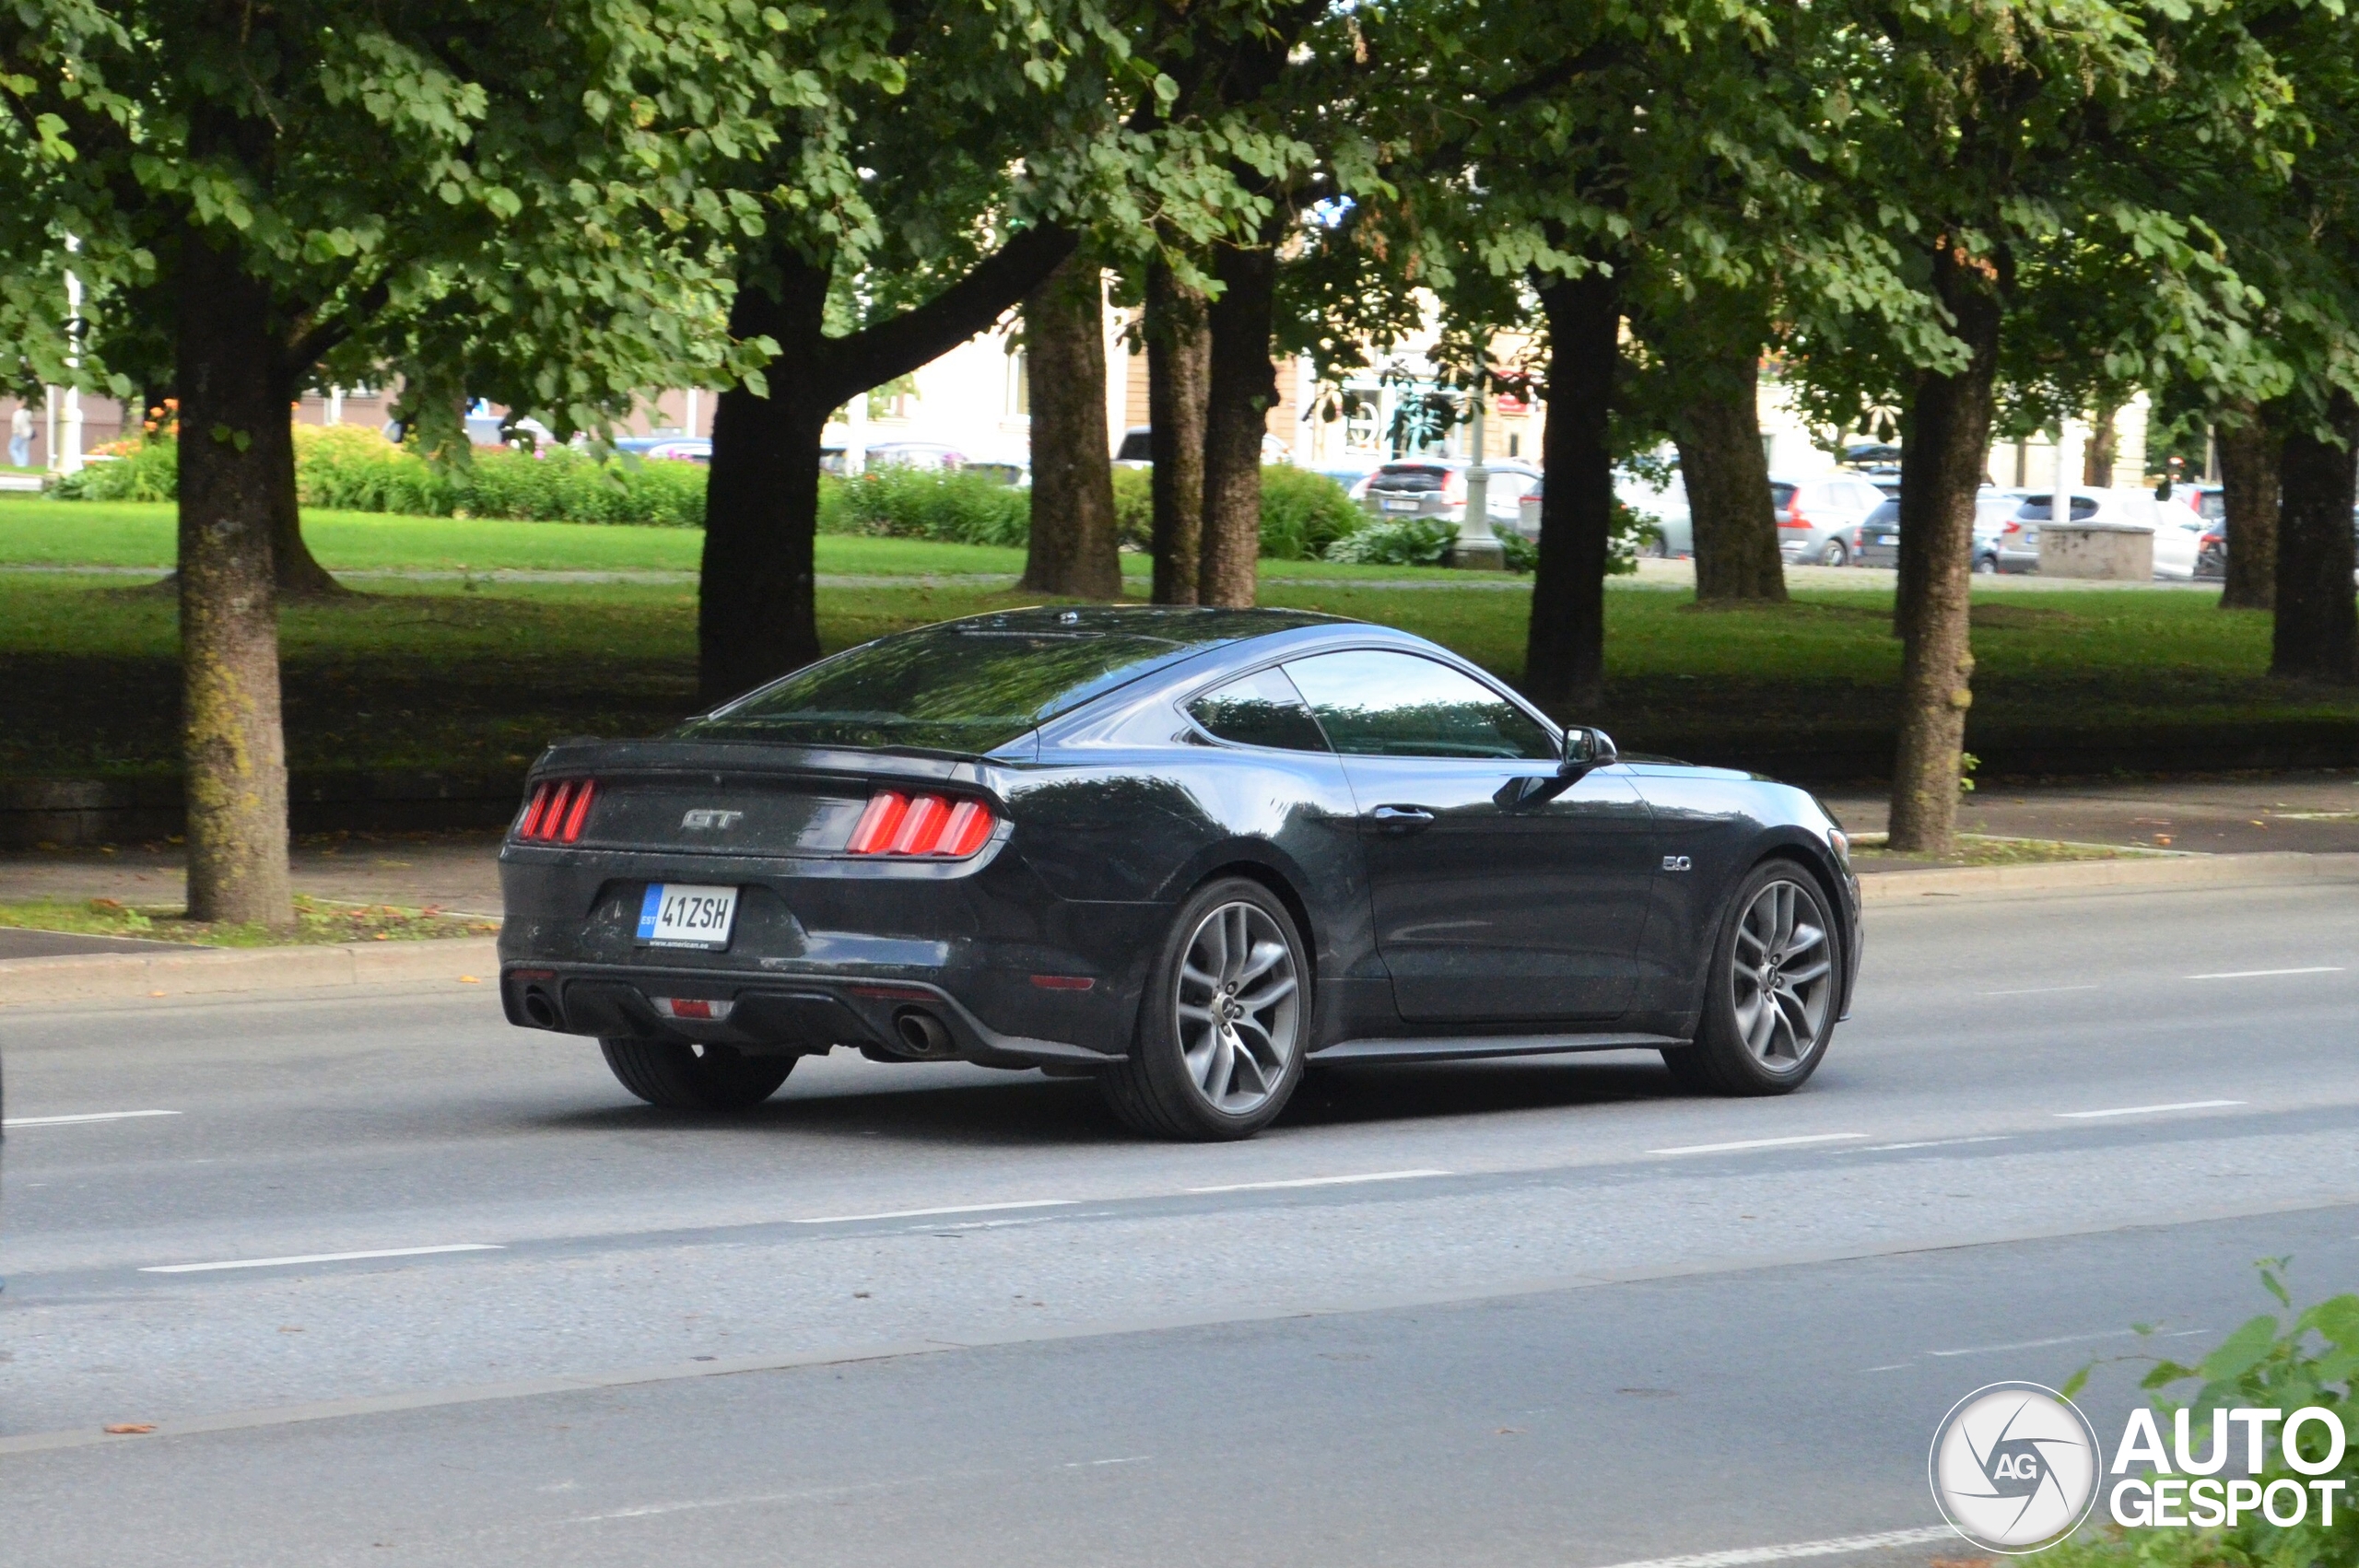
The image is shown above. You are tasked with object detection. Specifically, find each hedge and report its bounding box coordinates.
[62,429,1374,561]
[61,427,708,527]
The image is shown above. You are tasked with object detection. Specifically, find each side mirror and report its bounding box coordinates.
[1561,726,1619,774]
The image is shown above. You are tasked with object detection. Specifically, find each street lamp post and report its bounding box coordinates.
[1452,370,1505,570]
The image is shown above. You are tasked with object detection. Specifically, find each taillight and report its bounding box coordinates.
[514,778,597,843]
[1778,499,1810,531]
[847,790,996,857]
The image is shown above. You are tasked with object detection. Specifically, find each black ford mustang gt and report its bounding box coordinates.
[499,606,1860,1140]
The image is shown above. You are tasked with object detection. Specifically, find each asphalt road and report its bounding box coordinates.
[3,877,2356,1566]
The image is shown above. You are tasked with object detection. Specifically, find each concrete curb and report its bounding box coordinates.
[1857,849,2359,903]
[0,936,499,1007]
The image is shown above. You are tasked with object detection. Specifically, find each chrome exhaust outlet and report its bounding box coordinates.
[891,1010,957,1059]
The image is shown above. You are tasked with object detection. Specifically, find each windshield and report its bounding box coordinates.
[676,608,1338,753]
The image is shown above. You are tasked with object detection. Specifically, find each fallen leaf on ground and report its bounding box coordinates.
[103,1423,155,1435]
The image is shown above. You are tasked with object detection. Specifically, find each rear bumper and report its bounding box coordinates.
[499,963,1121,1071]
[497,844,1162,1065]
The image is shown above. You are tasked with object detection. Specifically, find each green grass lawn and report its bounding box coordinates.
[6,556,2350,785]
[0,495,1484,583]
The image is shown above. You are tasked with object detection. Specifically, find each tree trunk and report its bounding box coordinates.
[698,249,831,708]
[177,233,294,926]
[1197,242,1278,609]
[1886,251,2003,858]
[1019,257,1122,599]
[2216,408,2279,611]
[1675,341,1784,604]
[1146,259,1210,605]
[1523,268,1621,711]
[2081,401,2120,487]
[2271,390,2359,684]
[269,410,346,599]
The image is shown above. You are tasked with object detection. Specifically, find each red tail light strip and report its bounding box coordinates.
[514,778,598,843]
[847,790,997,858]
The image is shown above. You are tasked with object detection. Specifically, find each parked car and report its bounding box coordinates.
[1362,458,1543,530]
[1860,487,2030,571]
[1774,473,1889,566]
[638,438,710,464]
[1115,427,1292,468]
[499,607,1860,1139]
[1984,488,2192,576]
[1514,473,1696,557]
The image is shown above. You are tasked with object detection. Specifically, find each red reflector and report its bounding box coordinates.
[849,983,936,1002]
[517,783,552,839]
[1028,975,1095,991]
[848,791,908,854]
[938,800,992,856]
[558,778,597,842]
[667,999,715,1020]
[890,794,952,854]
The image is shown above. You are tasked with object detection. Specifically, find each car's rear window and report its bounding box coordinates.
[1770,482,1797,509]
[1369,465,1449,493]
[676,609,1334,754]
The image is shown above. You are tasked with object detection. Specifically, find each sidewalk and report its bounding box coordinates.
[1821,768,2359,860]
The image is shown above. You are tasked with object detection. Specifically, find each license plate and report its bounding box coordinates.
[637,883,738,949]
[1381,498,1420,512]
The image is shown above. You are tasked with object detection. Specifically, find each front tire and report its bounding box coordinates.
[601,1037,793,1111]
[1099,878,1309,1141]
[1662,860,1841,1096]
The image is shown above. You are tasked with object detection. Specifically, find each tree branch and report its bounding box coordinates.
[816,224,1076,404]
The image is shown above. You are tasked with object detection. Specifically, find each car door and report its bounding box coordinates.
[1282,649,1657,1023]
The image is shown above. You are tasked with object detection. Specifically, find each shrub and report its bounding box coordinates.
[58,426,709,526]
[2044,1269,2357,1568]
[1112,466,1153,550]
[1258,466,1366,560]
[54,437,177,502]
[1324,515,1459,566]
[1499,530,1538,573]
[816,467,1028,547]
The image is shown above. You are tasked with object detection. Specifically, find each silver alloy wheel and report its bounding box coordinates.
[1728,878,1835,1071]
[1820,539,1848,567]
[1174,900,1301,1115]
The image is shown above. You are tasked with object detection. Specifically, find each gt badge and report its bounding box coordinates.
[681,809,745,831]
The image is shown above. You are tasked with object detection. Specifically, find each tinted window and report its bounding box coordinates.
[1770,482,1797,510]
[1188,667,1331,752]
[1115,429,1152,462]
[1368,465,1449,494]
[1284,650,1556,760]
[1866,499,1899,525]
[2019,495,2100,521]
[682,609,1332,754]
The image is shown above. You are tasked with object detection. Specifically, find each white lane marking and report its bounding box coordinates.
[1843,1136,2011,1153]
[791,1199,1074,1225]
[3,1109,180,1128]
[1981,984,2100,997]
[1863,1363,1912,1373]
[1648,1133,1866,1156]
[142,1244,503,1274]
[2056,1099,2245,1120]
[2187,965,2343,980]
[1062,1455,1152,1468]
[1186,1168,1452,1194]
[1576,1525,1957,1568]
[1927,1328,2142,1358]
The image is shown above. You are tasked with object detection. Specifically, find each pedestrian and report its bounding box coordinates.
[7,404,29,469]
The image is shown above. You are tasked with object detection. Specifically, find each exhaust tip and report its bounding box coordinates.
[520,989,558,1029]
[892,1009,956,1059]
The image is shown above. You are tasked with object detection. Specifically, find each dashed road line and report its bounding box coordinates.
[1649,1134,1867,1156]
[4,1109,180,1128]
[1186,1169,1452,1194]
[142,1244,504,1274]
[2056,1100,2245,1120]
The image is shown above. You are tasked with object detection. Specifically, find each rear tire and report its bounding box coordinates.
[1098,878,1309,1141]
[1661,860,1841,1096]
[601,1037,793,1111]
[1819,538,1849,568]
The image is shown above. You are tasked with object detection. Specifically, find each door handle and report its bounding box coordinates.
[1368,804,1437,833]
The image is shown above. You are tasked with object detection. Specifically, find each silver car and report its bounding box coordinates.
[1774,473,1890,567]
[1364,458,1543,530]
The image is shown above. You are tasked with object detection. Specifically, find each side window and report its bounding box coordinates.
[1186,667,1332,753]
[1283,650,1557,760]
